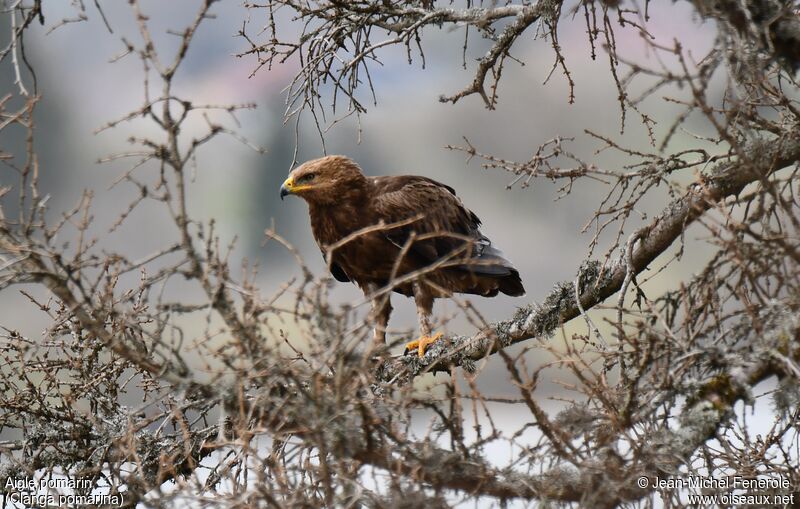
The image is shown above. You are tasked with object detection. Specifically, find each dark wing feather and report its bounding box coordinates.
[330,262,350,282]
[372,176,524,296]
[372,176,478,264]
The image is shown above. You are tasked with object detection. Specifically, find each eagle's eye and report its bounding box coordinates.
[299,173,316,184]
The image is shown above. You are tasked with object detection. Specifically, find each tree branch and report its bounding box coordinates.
[380,132,800,382]
[691,0,800,68]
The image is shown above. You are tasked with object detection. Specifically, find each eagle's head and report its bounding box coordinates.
[280,155,367,206]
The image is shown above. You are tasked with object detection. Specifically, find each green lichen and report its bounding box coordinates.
[686,373,737,412]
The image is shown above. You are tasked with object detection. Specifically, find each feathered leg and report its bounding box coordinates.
[404,282,442,357]
[367,283,392,346]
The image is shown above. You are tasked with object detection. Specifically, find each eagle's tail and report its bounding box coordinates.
[498,266,525,297]
[462,240,525,297]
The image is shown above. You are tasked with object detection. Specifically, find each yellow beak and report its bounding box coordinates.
[280,176,313,199]
[279,177,294,200]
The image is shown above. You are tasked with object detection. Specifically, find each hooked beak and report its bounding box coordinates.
[279,177,293,200]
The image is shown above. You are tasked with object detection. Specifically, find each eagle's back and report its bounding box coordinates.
[309,174,524,298]
[372,175,524,297]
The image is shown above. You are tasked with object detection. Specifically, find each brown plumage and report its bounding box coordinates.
[280,155,524,356]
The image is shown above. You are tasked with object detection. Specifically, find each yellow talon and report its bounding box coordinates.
[405,332,443,357]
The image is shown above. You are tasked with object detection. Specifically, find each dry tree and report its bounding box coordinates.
[1,0,800,508]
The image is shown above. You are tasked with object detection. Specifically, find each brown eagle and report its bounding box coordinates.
[280,156,524,356]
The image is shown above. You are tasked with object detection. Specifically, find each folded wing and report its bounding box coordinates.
[372,176,524,297]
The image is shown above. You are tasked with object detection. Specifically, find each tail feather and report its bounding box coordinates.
[498,267,525,296]
[458,239,525,296]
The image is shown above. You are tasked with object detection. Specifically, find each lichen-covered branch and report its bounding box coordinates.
[3,1,800,507]
[381,132,800,380]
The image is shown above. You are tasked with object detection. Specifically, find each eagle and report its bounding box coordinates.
[280,156,524,357]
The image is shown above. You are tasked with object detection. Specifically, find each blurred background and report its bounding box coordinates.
[0,0,723,406]
[3,0,778,488]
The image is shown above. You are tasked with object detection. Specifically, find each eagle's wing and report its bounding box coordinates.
[330,262,350,282]
[371,176,519,280]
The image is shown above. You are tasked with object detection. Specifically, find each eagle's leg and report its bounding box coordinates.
[367,283,392,346]
[404,283,442,357]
